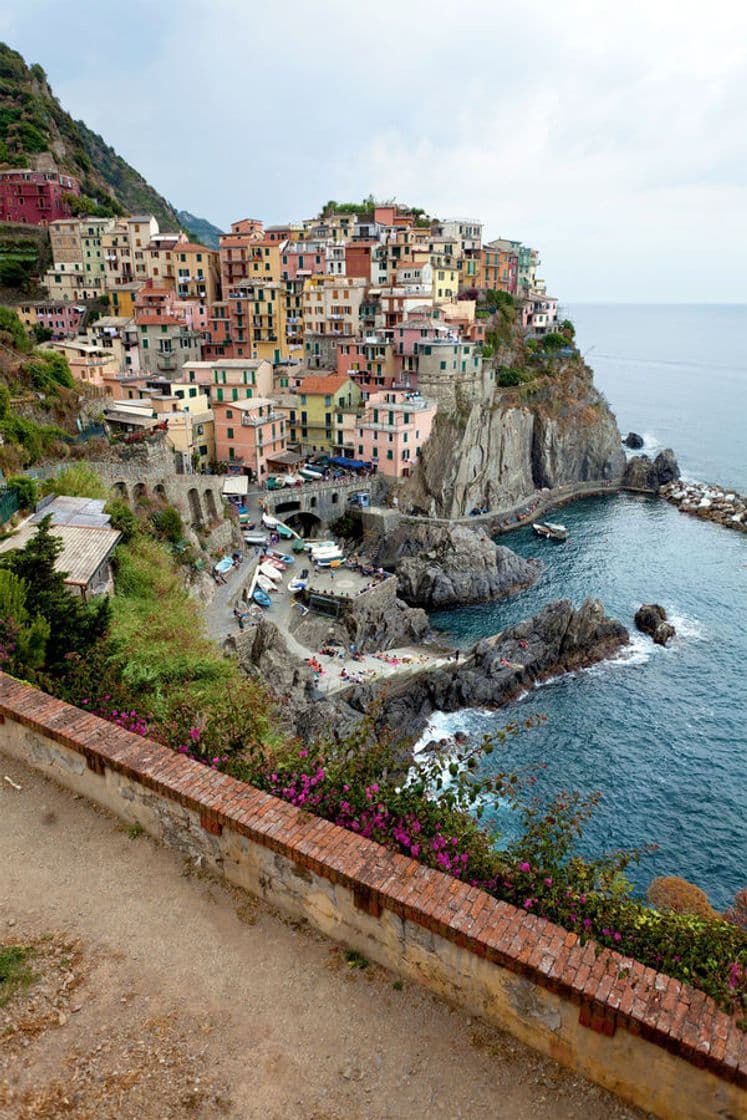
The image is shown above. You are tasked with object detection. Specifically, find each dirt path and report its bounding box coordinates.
[0,758,641,1120]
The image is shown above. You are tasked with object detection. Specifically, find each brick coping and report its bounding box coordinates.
[0,672,744,1086]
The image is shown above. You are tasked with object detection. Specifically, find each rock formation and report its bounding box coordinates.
[660,480,747,534]
[634,604,676,646]
[370,521,540,608]
[622,449,680,492]
[624,432,644,449]
[343,598,629,742]
[399,357,625,518]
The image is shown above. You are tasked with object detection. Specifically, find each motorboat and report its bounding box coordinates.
[261,512,278,529]
[532,521,568,542]
[252,587,272,608]
[244,532,267,547]
[258,562,283,583]
[304,538,335,553]
[288,575,308,593]
[310,542,344,561]
[276,523,294,539]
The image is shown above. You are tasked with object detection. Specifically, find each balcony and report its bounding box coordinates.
[157,355,177,371]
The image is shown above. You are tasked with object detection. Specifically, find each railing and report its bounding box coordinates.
[0,487,19,525]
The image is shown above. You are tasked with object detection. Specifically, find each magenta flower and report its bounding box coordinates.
[518,861,531,873]
[523,898,533,909]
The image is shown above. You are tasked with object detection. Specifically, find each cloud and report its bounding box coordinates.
[3,0,746,300]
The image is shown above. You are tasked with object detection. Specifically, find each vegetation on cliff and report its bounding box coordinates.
[0,44,221,246]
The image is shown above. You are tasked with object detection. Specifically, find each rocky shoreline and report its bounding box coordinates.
[338,597,629,745]
[660,479,747,533]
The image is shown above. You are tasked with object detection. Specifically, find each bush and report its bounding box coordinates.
[540,331,567,352]
[105,498,139,543]
[26,349,75,392]
[152,505,184,543]
[5,475,37,510]
[497,368,527,387]
[647,876,720,920]
[0,306,32,353]
[42,464,107,500]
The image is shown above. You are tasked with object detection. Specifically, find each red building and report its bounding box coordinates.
[0,169,80,226]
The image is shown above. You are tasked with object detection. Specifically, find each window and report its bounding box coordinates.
[226,409,233,418]
[216,388,223,401]
[387,450,393,460]
[227,427,234,439]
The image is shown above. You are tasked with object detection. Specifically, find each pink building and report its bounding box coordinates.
[212,397,286,479]
[0,169,80,225]
[355,389,437,478]
[20,300,83,339]
[280,242,327,280]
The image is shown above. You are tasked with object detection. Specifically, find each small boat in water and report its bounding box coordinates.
[252,586,272,608]
[532,521,568,542]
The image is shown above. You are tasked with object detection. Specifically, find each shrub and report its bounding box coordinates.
[42,464,107,500]
[0,306,32,353]
[497,368,527,387]
[647,876,720,920]
[5,474,37,510]
[540,331,567,352]
[105,498,139,543]
[152,505,184,543]
[25,349,75,392]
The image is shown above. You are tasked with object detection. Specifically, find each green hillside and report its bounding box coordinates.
[176,210,223,249]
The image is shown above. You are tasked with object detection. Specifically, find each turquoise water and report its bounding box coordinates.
[427,306,747,908]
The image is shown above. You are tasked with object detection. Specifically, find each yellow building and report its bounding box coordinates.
[174,242,221,304]
[109,283,143,318]
[281,372,362,452]
[227,280,290,363]
[247,240,285,283]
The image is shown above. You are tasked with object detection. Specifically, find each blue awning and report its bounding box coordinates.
[329,456,371,470]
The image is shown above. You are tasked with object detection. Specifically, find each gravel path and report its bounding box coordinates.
[0,757,642,1120]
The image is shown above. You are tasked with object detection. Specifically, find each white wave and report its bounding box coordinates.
[641,430,661,451]
[663,610,705,642]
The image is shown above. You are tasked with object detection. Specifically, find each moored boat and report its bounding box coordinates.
[532,521,568,542]
[288,576,308,593]
[267,549,293,565]
[252,586,272,608]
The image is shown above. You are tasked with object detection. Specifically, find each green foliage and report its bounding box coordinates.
[42,464,107,500]
[26,349,75,392]
[560,318,576,338]
[485,289,514,309]
[0,567,50,672]
[30,324,53,343]
[151,504,184,543]
[0,944,36,1007]
[0,306,32,352]
[5,474,37,510]
[0,412,65,466]
[0,515,110,671]
[105,498,139,543]
[497,368,529,387]
[540,331,567,352]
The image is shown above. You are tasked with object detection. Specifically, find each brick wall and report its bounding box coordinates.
[0,672,744,1119]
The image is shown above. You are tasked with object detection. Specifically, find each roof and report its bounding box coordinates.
[31,495,110,530]
[218,397,275,412]
[265,449,304,466]
[103,408,158,427]
[0,523,121,588]
[175,242,214,253]
[221,477,250,496]
[296,374,350,395]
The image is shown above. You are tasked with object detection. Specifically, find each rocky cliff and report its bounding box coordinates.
[344,597,629,742]
[370,521,539,608]
[401,355,625,518]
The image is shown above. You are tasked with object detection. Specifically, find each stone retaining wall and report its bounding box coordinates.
[0,673,743,1120]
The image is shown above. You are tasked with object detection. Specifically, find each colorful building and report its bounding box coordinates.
[0,169,80,225]
[212,397,286,478]
[281,373,362,452]
[18,300,84,339]
[355,389,437,477]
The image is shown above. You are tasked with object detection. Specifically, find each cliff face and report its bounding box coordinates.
[401,357,625,518]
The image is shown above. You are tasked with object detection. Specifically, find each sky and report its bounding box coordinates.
[2,0,746,302]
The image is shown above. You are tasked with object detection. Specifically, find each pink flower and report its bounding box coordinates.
[613,932,622,942]
[583,918,592,929]
[523,898,534,909]
[518,861,531,873]
[544,877,553,887]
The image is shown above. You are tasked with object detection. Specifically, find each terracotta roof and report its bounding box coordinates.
[176,242,215,253]
[297,374,350,394]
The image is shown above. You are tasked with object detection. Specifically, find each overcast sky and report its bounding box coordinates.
[2,0,746,302]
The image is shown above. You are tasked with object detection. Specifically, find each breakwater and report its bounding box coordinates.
[660,480,747,533]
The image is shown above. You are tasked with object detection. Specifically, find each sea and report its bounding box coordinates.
[425,304,747,909]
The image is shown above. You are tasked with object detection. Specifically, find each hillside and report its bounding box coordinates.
[0,43,219,240]
[176,210,223,249]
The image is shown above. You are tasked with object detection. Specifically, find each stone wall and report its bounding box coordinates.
[0,673,743,1120]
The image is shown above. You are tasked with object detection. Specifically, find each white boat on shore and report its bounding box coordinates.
[261,512,278,529]
[311,543,345,564]
[288,575,308,593]
[259,562,283,583]
[532,521,568,542]
[256,574,277,594]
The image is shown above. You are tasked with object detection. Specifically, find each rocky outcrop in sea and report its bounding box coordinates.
[622,449,680,491]
[370,521,539,608]
[660,480,747,533]
[634,603,676,646]
[343,598,629,743]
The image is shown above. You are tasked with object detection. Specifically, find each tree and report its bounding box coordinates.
[0,516,110,671]
[105,498,138,543]
[30,324,53,344]
[0,568,50,672]
[5,475,37,511]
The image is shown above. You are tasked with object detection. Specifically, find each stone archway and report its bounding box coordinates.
[188,488,203,525]
[133,483,147,503]
[284,511,322,538]
[274,499,301,515]
[111,481,129,501]
[205,489,218,521]
[154,483,167,500]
